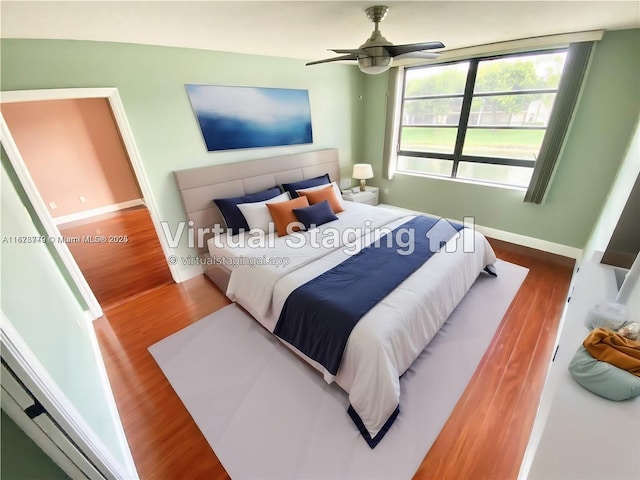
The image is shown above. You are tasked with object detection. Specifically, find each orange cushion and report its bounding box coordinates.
[297,185,344,213]
[266,196,310,236]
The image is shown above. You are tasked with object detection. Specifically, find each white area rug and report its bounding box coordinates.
[149,259,528,480]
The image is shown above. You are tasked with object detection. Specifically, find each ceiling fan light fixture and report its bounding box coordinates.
[306,5,443,74]
[358,55,392,74]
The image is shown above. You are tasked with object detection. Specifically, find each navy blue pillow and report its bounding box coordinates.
[214,187,281,235]
[292,200,338,231]
[282,173,330,198]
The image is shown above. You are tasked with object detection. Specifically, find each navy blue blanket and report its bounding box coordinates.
[273,216,464,376]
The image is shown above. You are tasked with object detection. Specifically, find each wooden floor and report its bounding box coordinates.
[94,238,573,480]
[60,206,174,308]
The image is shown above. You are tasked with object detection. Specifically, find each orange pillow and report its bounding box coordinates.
[266,196,310,236]
[297,185,344,213]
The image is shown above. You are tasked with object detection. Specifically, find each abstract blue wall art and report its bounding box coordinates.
[186,85,313,151]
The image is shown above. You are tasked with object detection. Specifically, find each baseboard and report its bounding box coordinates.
[54,199,145,226]
[177,264,205,283]
[377,204,583,261]
[474,224,582,261]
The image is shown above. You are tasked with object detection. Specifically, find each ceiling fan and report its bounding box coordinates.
[306,5,445,74]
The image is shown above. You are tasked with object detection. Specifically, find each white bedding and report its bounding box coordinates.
[210,202,497,443]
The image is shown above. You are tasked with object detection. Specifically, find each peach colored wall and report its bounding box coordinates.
[2,98,142,218]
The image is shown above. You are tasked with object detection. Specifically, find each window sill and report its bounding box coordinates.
[393,170,528,193]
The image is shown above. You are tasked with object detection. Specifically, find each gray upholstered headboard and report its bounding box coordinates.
[174,148,340,253]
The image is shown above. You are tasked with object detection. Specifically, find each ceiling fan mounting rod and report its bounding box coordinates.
[365,5,389,31]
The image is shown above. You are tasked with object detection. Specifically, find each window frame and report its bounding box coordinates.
[396,48,568,186]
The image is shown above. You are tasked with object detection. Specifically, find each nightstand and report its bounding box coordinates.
[341,186,379,206]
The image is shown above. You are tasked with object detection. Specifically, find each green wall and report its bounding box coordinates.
[1,39,364,273]
[362,29,640,249]
[1,152,87,308]
[1,155,129,472]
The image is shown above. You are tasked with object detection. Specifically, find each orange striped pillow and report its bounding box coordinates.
[297,185,344,213]
[266,196,310,236]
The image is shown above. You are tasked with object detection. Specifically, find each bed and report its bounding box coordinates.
[174,149,497,448]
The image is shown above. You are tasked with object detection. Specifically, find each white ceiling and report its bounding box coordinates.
[2,1,639,63]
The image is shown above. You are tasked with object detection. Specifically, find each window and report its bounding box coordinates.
[397,50,568,188]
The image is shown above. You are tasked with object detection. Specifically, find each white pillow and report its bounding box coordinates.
[296,181,345,210]
[237,191,290,234]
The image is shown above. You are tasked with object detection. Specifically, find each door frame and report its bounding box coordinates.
[1,87,180,319]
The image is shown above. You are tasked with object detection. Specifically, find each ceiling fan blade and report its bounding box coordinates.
[330,48,368,55]
[386,41,445,57]
[306,54,358,66]
[394,51,441,60]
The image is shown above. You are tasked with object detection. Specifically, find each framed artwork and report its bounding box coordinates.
[186,84,313,151]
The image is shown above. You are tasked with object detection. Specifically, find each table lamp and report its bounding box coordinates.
[352,164,374,192]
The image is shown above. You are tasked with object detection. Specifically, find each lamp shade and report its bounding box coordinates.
[352,163,374,180]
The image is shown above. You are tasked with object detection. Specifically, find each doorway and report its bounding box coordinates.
[1,88,178,315]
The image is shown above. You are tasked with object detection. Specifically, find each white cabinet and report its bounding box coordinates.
[520,252,640,480]
[341,186,379,206]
